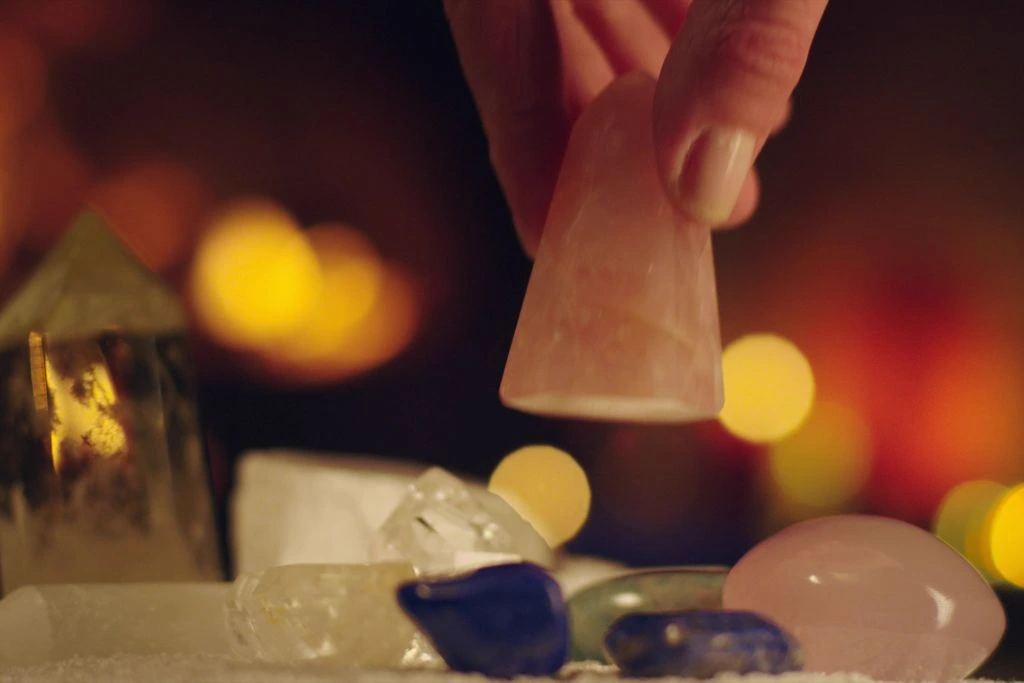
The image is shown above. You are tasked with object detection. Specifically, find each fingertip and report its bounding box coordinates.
[717,169,759,229]
[652,0,825,226]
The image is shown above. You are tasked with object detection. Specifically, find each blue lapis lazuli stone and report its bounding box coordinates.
[396,562,569,678]
[603,610,804,679]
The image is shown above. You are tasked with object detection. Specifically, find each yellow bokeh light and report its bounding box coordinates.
[933,480,1007,574]
[768,402,870,510]
[266,262,418,382]
[985,484,1024,587]
[489,445,591,548]
[275,224,383,363]
[719,334,815,443]
[191,198,321,349]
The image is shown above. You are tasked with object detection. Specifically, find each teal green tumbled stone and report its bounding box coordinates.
[567,566,728,662]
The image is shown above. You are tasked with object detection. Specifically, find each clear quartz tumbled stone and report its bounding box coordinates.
[371,467,552,574]
[226,562,439,669]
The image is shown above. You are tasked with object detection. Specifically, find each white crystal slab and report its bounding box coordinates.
[232,451,434,574]
[231,450,623,591]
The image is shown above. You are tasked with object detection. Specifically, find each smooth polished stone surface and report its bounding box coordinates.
[499,72,723,423]
[567,566,728,662]
[396,563,569,678]
[604,610,802,678]
[372,468,552,574]
[723,515,1007,680]
[227,562,438,669]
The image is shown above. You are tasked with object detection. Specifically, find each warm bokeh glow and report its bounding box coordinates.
[719,334,815,443]
[191,199,322,349]
[0,29,47,142]
[91,162,211,272]
[273,224,383,363]
[489,445,591,547]
[933,480,1007,576]
[768,402,871,510]
[266,262,418,381]
[8,123,93,251]
[984,484,1024,587]
[9,0,156,55]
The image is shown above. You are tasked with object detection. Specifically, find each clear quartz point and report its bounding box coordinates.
[0,211,221,594]
[371,467,552,574]
[226,562,440,669]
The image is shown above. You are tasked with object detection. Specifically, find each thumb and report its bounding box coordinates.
[653,0,827,225]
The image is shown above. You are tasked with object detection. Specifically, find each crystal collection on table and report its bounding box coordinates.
[0,463,1007,680]
[0,126,1007,676]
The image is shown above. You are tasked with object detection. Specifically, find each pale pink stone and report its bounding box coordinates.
[499,73,723,423]
[723,515,1006,680]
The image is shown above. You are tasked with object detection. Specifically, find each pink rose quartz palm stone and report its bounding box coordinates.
[500,73,723,422]
[723,515,1006,680]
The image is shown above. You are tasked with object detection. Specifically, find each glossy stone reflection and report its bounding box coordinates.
[723,515,1006,680]
[397,562,569,678]
[567,566,727,662]
[0,212,221,593]
[604,610,803,678]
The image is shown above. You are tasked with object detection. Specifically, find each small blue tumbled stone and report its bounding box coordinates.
[603,610,804,679]
[396,562,569,678]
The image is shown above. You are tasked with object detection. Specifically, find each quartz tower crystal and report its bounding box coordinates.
[500,73,723,422]
[0,211,222,593]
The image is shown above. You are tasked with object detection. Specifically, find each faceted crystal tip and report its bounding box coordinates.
[371,467,553,574]
[499,73,723,424]
[0,210,185,345]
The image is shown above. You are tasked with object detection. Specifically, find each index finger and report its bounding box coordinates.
[444,0,568,255]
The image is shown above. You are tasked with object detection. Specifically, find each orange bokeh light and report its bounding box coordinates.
[190,198,322,349]
[8,0,156,56]
[0,29,47,142]
[266,253,418,382]
[91,162,211,272]
[6,122,93,251]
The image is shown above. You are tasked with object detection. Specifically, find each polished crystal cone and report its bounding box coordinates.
[500,73,723,422]
[0,211,222,594]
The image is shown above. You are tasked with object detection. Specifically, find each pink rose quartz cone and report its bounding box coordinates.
[723,515,1006,681]
[500,73,723,423]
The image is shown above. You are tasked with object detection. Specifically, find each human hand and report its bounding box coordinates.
[445,0,828,256]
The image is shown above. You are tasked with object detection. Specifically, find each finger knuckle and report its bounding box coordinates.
[712,7,812,96]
